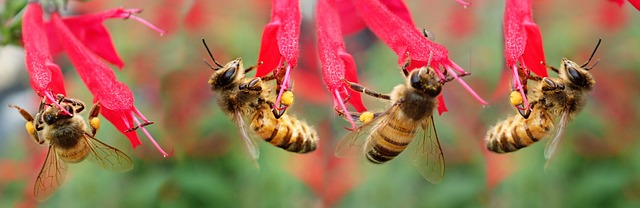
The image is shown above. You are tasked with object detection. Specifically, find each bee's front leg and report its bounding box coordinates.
[9,105,44,145]
[239,78,263,92]
[342,79,391,100]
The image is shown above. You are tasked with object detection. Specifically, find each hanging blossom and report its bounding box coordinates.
[317,0,367,129]
[22,2,69,114]
[504,0,547,111]
[22,2,170,157]
[255,0,301,112]
[349,0,487,114]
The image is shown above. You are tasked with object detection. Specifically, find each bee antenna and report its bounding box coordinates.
[202,39,224,69]
[580,38,601,68]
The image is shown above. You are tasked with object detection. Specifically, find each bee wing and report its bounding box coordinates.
[34,145,68,202]
[335,103,400,158]
[409,116,445,184]
[84,133,133,172]
[544,110,570,168]
[234,111,261,163]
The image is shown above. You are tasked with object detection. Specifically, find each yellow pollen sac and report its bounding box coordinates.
[360,111,374,124]
[90,117,100,130]
[281,90,294,106]
[25,122,36,136]
[509,91,523,106]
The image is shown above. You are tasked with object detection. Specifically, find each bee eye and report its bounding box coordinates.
[410,72,424,91]
[567,67,588,87]
[216,67,237,87]
[44,114,55,125]
[65,106,74,114]
[410,71,441,96]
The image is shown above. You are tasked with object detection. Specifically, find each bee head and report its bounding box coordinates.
[409,67,442,97]
[42,104,74,125]
[209,58,244,88]
[560,58,595,89]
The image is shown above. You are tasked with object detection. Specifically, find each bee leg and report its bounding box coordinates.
[545,64,560,74]
[402,55,412,77]
[441,72,471,83]
[88,102,101,136]
[239,78,263,92]
[268,102,286,119]
[341,78,391,100]
[57,95,86,113]
[243,61,262,74]
[541,78,565,91]
[516,103,532,119]
[9,105,44,144]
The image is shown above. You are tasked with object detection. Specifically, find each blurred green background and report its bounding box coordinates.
[1,0,639,207]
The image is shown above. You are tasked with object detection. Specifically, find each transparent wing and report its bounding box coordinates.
[409,116,445,184]
[84,133,133,172]
[544,110,570,167]
[335,103,400,158]
[234,111,260,163]
[34,145,67,202]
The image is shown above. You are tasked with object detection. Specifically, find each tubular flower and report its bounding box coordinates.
[45,8,165,69]
[255,0,301,112]
[351,0,487,114]
[317,0,367,129]
[21,2,169,156]
[503,0,547,111]
[22,2,69,114]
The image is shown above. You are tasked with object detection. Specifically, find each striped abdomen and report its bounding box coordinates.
[485,108,553,153]
[366,119,417,164]
[250,108,318,153]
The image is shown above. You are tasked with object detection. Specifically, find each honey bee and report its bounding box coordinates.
[202,39,318,161]
[485,40,601,163]
[10,94,133,201]
[335,55,461,183]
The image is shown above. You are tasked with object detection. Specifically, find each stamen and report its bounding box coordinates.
[44,91,71,115]
[335,89,356,130]
[455,0,471,8]
[132,112,170,157]
[512,64,529,110]
[117,9,166,36]
[274,64,292,111]
[445,65,488,105]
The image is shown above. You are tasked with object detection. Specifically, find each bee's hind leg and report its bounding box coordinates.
[88,102,101,136]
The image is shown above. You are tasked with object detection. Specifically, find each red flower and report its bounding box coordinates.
[351,0,487,114]
[336,0,415,35]
[630,0,640,10]
[503,0,547,110]
[50,12,169,157]
[317,0,367,129]
[21,2,169,157]
[45,8,166,69]
[22,2,69,114]
[255,0,301,111]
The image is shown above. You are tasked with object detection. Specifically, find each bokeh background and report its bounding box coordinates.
[1,0,639,207]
